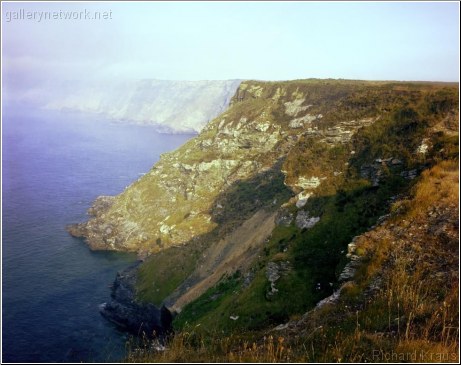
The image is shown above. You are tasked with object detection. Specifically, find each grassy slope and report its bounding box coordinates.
[127,158,459,363]
[128,79,458,362]
[172,82,458,332]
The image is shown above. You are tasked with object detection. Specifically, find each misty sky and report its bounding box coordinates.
[2,1,460,90]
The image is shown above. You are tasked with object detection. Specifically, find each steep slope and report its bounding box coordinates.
[68,79,458,326]
[166,209,277,312]
[68,80,398,252]
[127,158,459,363]
[276,159,459,362]
[42,79,241,133]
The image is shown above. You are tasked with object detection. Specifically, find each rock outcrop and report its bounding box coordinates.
[68,80,382,255]
[266,261,291,298]
[295,211,320,230]
[99,263,173,338]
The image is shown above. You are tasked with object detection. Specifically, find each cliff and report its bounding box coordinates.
[68,79,458,343]
[128,158,460,362]
[43,79,241,133]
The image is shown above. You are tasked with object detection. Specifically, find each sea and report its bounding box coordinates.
[2,107,194,362]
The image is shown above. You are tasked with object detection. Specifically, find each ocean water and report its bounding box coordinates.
[2,107,194,362]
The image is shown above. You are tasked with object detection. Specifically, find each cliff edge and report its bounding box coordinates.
[68,79,458,326]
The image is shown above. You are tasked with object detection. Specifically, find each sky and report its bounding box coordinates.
[2,1,460,90]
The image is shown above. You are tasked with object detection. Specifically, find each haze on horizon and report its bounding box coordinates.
[2,0,459,100]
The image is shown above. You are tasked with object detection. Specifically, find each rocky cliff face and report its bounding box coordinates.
[68,79,458,321]
[44,79,241,133]
[99,262,172,337]
[68,80,385,255]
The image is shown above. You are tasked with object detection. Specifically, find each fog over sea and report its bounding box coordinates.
[2,107,193,362]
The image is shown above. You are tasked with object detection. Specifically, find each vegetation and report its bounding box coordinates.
[137,241,205,305]
[128,156,459,363]
[125,79,458,362]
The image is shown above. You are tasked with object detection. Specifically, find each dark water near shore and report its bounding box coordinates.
[2,108,193,362]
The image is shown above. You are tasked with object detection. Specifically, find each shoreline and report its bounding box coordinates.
[99,261,174,340]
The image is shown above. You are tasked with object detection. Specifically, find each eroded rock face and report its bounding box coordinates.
[296,191,312,208]
[275,209,294,227]
[338,255,361,282]
[68,80,382,254]
[67,118,289,252]
[289,114,319,129]
[295,211,320,230]
[99,263,173,337]
[266,261,291,298]
[360,157,407,186]
[416,138,430,154]
[284,98,311,117]
[66,196,119,250]
[296,176,320,190]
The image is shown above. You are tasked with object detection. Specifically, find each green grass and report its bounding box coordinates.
[137,241,205,305]
[173,271,243,330]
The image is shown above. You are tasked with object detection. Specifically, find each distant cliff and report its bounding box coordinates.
[43,79,241,133]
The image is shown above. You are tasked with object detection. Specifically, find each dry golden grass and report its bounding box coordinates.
[348,159,459,361]
[411,160,459,217]
[125,332,293,363]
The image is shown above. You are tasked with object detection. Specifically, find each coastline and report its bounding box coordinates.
[99,262,173,339]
